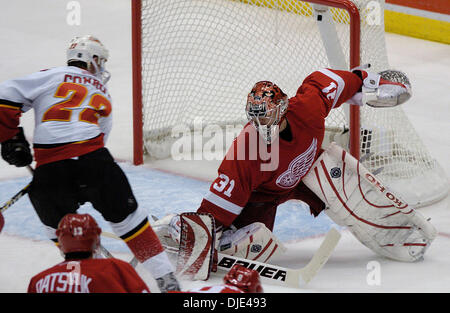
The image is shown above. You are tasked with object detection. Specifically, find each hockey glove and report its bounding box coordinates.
[349,68,411,107]
[1,127,32,167]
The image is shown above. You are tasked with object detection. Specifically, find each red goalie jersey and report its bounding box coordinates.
[27,258,150,293]
[198,69,363,230]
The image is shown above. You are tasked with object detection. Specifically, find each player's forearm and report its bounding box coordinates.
[304,68,363,109]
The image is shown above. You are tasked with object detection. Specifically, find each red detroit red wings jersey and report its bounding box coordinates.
[198,69,362,227]
[27,258,150,293]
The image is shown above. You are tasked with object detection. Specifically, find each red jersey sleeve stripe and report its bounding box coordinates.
[203,191,243,215]
[317,68,346,109]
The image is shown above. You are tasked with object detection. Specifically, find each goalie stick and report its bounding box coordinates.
[216,228,341,288]
[102,227,341,288]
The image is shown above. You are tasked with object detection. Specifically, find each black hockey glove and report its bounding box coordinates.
[1,127,33,167]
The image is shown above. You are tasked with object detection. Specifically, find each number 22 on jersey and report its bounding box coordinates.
[42,82,111,124]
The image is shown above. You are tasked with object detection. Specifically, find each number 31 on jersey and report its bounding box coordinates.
[213,174,235,197]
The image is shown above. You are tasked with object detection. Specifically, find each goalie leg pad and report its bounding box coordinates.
[219,222,286,263]
[302,142,437,262]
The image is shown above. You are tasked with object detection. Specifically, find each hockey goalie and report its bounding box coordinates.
[152,66,437,279]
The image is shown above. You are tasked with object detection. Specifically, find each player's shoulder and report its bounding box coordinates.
[29,261,67,281]
[40,65,87,77]
[16,66,77,83]
[34,66,73,76]
[92,257,134,269]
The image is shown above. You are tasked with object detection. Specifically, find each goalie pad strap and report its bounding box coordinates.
[219,222,286,263]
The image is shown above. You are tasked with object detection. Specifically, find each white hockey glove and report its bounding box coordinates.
[218,222,286,263]
[348,68,412,107]
[168,214,182,245]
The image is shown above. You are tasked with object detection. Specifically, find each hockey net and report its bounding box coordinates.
[132,0,448,207]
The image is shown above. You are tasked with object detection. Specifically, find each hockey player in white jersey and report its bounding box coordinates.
[0,35,180,292]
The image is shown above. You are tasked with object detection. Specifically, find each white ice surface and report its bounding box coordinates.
[0,0,449,293]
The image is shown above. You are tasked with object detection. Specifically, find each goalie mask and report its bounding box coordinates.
[246,81,288,144]
[56,213,101,255]
[66,35,111,83]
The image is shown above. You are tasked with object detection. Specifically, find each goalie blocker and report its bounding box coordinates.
[157,211,287,280]
[302,142,437,262]
[174,212,286,280]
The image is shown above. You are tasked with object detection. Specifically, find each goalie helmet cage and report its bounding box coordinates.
[131,0,449,207]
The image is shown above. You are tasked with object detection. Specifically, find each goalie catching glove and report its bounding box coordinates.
[302,142,437,262]
[348,67,412,108]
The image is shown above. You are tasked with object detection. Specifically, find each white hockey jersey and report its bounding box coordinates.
[0,66,113,167]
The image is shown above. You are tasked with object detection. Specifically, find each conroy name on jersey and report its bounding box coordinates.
[63,73,108,95]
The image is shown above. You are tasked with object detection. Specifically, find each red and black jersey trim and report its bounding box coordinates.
[33,134,103,149]
[33,134,105,167]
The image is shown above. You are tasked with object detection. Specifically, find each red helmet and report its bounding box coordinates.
[246,81,288,143]
[56,213,101,254]
[223,264,263,293]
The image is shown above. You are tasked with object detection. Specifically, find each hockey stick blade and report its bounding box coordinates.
[216,227,341,288]
[294,227,341,285]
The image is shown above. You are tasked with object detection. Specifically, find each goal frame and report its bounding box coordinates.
[131,0,362,165]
